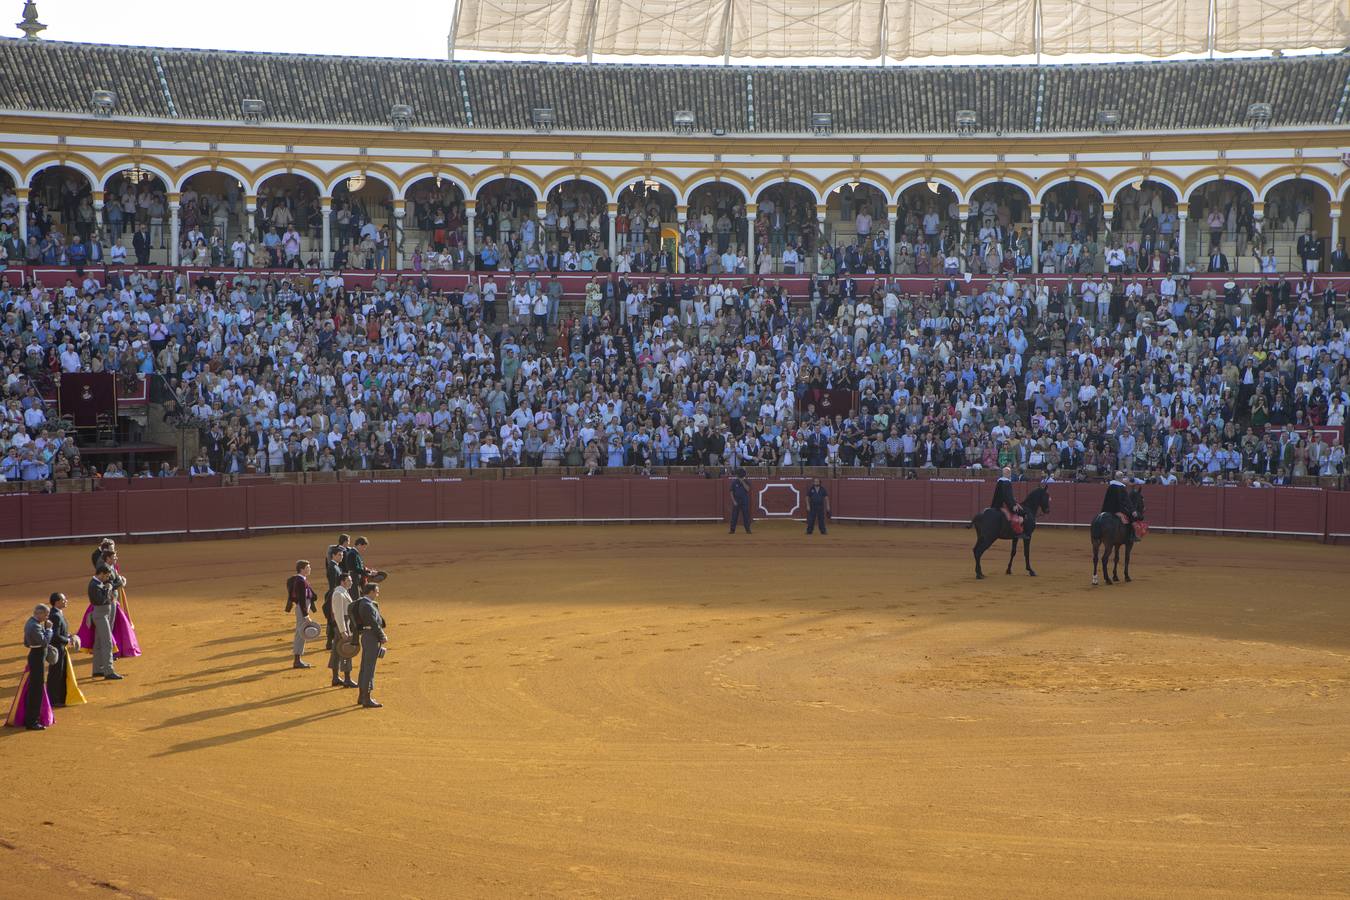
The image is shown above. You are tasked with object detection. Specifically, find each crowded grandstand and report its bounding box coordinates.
[1,0,1347,490]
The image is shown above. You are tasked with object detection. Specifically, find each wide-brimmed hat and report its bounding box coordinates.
[302,621,323,642]
[336,636,360,660]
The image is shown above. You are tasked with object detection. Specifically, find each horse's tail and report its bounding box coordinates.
[1089,513,1103,543]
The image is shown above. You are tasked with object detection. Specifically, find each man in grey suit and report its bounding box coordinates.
[351,581,388,709]
[88,566,123,680]
[21,603,54,729]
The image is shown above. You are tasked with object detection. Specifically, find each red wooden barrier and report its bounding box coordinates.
[2,476,1347,545]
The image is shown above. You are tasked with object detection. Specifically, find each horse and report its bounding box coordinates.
[969,486,1051,580]
[1090,488,1145,585]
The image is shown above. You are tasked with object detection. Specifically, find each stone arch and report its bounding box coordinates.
[98,157,174,193]
[754,180,819,271]
[749,171,823,205]
[541,171,614,204]
[396,165,472,201]
[22,153,99,189]
[172,158,254,192]
[469,169,542,200]
[959,170,1036,207]
[1106,169,1184,200]
[820,173,891,206]
[249,161,327,196]
[0,152,22,191]
[677,171,752,207]
[1181,168,1261,202]
[323,164,401,198]
[1032,170,1110,205]
[892,172,961,204]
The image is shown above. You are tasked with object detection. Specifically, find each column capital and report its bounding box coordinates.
[606,202,618,213]
[320,198,333,210]
[744,202,757,215]
[463,199,477,211]
[15,188,28,201]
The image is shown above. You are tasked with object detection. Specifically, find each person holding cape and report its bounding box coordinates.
[45,592,86,708]
[5,603,55,730]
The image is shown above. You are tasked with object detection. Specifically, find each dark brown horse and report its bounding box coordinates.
[969,486,1051,579]
[1091,488,1145,585]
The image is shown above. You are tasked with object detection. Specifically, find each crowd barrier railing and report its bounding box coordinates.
[2,475,1348,547]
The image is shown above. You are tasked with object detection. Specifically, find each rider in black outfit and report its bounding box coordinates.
[991,466,1021,521]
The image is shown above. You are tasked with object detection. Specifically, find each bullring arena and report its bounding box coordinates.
[3,500,1350,898]
[5,0,1350,895]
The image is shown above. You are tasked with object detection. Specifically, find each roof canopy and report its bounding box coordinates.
[450,0,1348,60]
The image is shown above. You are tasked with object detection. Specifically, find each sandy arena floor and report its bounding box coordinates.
[1,523,1348,899]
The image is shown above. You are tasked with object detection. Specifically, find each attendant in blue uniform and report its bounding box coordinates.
[805,478,830,535]
[729,470,752,534]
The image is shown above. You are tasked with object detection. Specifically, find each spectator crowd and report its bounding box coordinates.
[1,257,1347,488]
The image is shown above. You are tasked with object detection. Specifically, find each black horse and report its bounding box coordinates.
[969,486,1051,579]
[1091,488,1145,585]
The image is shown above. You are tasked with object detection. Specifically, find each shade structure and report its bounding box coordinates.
[449,0,1347,59]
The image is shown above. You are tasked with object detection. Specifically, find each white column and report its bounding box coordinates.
[321,199,332,268]
[1330,209,1341,259]
[393,206,406,270]
[464,207,477,261]
[1101,209,1113,273]
[1177,211,1188,270]
[745,211,756,274]
[17,196,28,245]
[1030,213,1041,274]
[169,201,181,266]
[676,207,688,273]
[606,202,617,254]
[815,207,827,252]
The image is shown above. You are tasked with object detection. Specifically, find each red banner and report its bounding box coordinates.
[800,388,856,419]
[58,373,117,427]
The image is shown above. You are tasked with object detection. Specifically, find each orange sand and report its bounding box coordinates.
[1,524,1348,898]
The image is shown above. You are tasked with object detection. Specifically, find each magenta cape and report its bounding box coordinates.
[4,664,55,728]
[76,603,142,659]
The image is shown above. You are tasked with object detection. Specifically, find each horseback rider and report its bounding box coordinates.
[1101,471,1136,541]
[991,466,1024,534]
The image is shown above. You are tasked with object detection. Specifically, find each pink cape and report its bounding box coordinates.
[76,603,142,659]
[4,664,55,728]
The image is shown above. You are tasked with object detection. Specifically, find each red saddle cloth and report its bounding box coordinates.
[1004,511,1024,535]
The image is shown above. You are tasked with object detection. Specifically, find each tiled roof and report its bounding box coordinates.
[2,38,1346,134]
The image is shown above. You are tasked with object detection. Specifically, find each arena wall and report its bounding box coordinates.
[10,266,1350,300]
[2,476,1348,545]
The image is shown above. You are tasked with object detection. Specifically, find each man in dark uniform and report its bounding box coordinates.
[327,533,350,569]
[341,536,377,596]
[91,538,115,571]
[351,581,388,709]
[45,592,74,707]
[21,603,53,729]
[991,466,1022,532]
[321,546,345,651]
[729,470,752,534]
[88,566,122,680]
[805,478,830,535]
[1101,470,1133,535]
